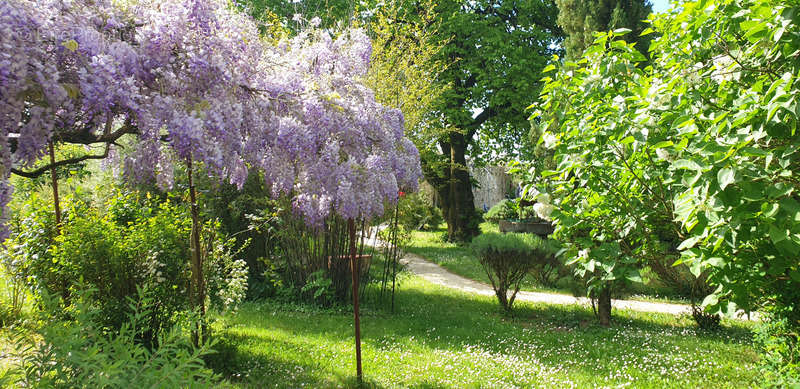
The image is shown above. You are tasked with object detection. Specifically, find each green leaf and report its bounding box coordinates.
[625,269,642,283]
[717,168,735,190]
[672,159,703,171]
[779,197,800,221]
[542,64,556,73]
[769,224,788,244]
[640,27,655,36]
[677,236,701,250]
[652,141,673,149]
[612,28,632,36]
[762,202,780,218]
[619,136,634,145]
[701,293,719,308]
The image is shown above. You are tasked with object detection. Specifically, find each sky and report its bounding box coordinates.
[652,0,671,13]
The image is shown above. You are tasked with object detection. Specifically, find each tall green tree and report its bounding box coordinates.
[423,0,563,242]
[360,0,450,152]
[555,0,652,59]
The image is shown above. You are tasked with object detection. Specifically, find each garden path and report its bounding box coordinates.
[400,252,758,320]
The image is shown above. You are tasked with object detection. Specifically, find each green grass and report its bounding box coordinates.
[209,274,758,388]
[406,223,692,304]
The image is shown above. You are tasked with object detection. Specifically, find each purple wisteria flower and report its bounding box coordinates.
[0,0,421,237]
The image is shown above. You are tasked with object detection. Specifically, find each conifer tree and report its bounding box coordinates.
[555,0,652,59]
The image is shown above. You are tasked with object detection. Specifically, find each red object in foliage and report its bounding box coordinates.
[398,191,405,197]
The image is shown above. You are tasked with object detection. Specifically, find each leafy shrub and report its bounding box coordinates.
[471,233,559,312]
[204,230,249,314]
[49,193,192,345]
[484,199,518,223]
[0,250,28,328]
[754,315,800,388]
[6,188,247,345]
[396,191,443,231]
[3,288,218,388]
[300,269,335,306]
[484,199,544,223]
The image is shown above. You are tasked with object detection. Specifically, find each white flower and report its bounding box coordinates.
[533,202,554,220]
[542,132,557,149]
[578,249,590,259]
[292,13,302,22]
[310,17,322,27]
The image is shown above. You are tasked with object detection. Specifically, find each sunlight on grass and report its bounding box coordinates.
[210,275,758,388]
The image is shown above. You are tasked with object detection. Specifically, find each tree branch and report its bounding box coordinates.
[11,143,112,178]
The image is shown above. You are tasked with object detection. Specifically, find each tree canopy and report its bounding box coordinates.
[531,0,800,323]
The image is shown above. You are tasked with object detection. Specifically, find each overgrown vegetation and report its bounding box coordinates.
[2,288,218,388]
[2,187,248,346]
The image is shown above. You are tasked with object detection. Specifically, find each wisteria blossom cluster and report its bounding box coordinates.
[0,0,421,233]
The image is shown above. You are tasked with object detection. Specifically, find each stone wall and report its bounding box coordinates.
[419,165,514,212]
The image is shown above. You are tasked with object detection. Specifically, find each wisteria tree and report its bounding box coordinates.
[1,0,421,344]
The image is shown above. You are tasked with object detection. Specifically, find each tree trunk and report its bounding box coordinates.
[597,286,612,326]
[432,132,480,242]
[187,157,206,346]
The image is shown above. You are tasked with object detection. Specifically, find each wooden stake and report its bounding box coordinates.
[348,218,363,383]
[48,141,61,230]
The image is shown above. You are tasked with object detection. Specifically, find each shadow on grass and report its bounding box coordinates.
[206,331,386,388]
[207,275,756,387]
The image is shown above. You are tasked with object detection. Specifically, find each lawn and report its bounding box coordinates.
[405,223,692,304]
[209,273,758,388]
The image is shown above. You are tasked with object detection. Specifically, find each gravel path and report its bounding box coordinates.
[400,252,699,317]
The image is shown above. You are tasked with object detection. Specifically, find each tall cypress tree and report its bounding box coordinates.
[555,0,652,59]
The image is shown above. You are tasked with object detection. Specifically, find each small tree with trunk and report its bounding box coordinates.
[471,232,559,312]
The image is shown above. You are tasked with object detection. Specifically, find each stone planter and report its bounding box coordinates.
[498,220,554,237]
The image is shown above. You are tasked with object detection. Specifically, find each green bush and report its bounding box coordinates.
[471,233,559,312]
[3,288,218,388]
[5,188,247,345]
[484,199,518,223]
[754,315,800,388]
[484,199,544,224]
[397,192,443,231]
